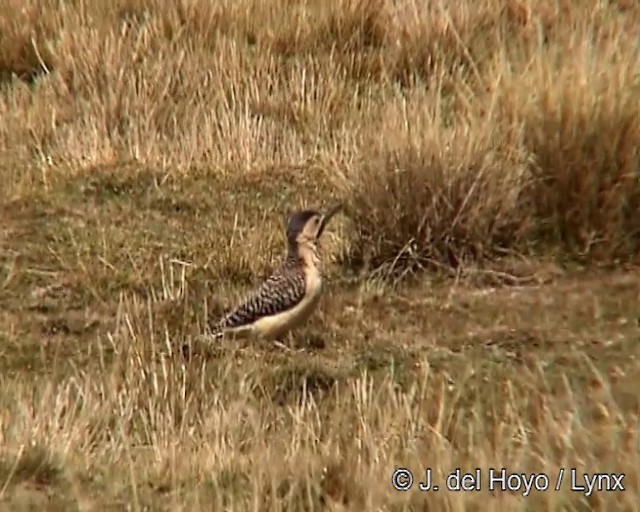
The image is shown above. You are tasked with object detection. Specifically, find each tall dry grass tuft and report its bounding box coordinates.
[332,87,533,271]
[495,38,640,259]
[330,0,640,271]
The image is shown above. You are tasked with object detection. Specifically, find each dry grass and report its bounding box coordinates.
[1,0,640,510]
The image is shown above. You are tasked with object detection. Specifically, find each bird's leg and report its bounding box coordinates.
[272,340,291,351]
[271,332,298,351]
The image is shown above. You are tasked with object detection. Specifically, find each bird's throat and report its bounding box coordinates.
[288,241,320,269]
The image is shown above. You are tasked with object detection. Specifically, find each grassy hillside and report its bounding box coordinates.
[0,0,639,510]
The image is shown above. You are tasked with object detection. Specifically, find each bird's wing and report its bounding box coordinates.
[208,266,307,336]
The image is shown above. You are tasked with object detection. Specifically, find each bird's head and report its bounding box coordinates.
[286,204,343,254]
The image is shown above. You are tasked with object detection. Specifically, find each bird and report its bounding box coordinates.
[204,204,343,343]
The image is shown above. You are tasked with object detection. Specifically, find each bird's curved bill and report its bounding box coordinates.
[318,203,343,237]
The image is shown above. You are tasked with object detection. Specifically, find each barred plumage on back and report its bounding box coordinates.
[206,204,343,341]
[211,259,307,334]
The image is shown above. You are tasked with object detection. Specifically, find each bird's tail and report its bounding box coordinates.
[204,317,225,340]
